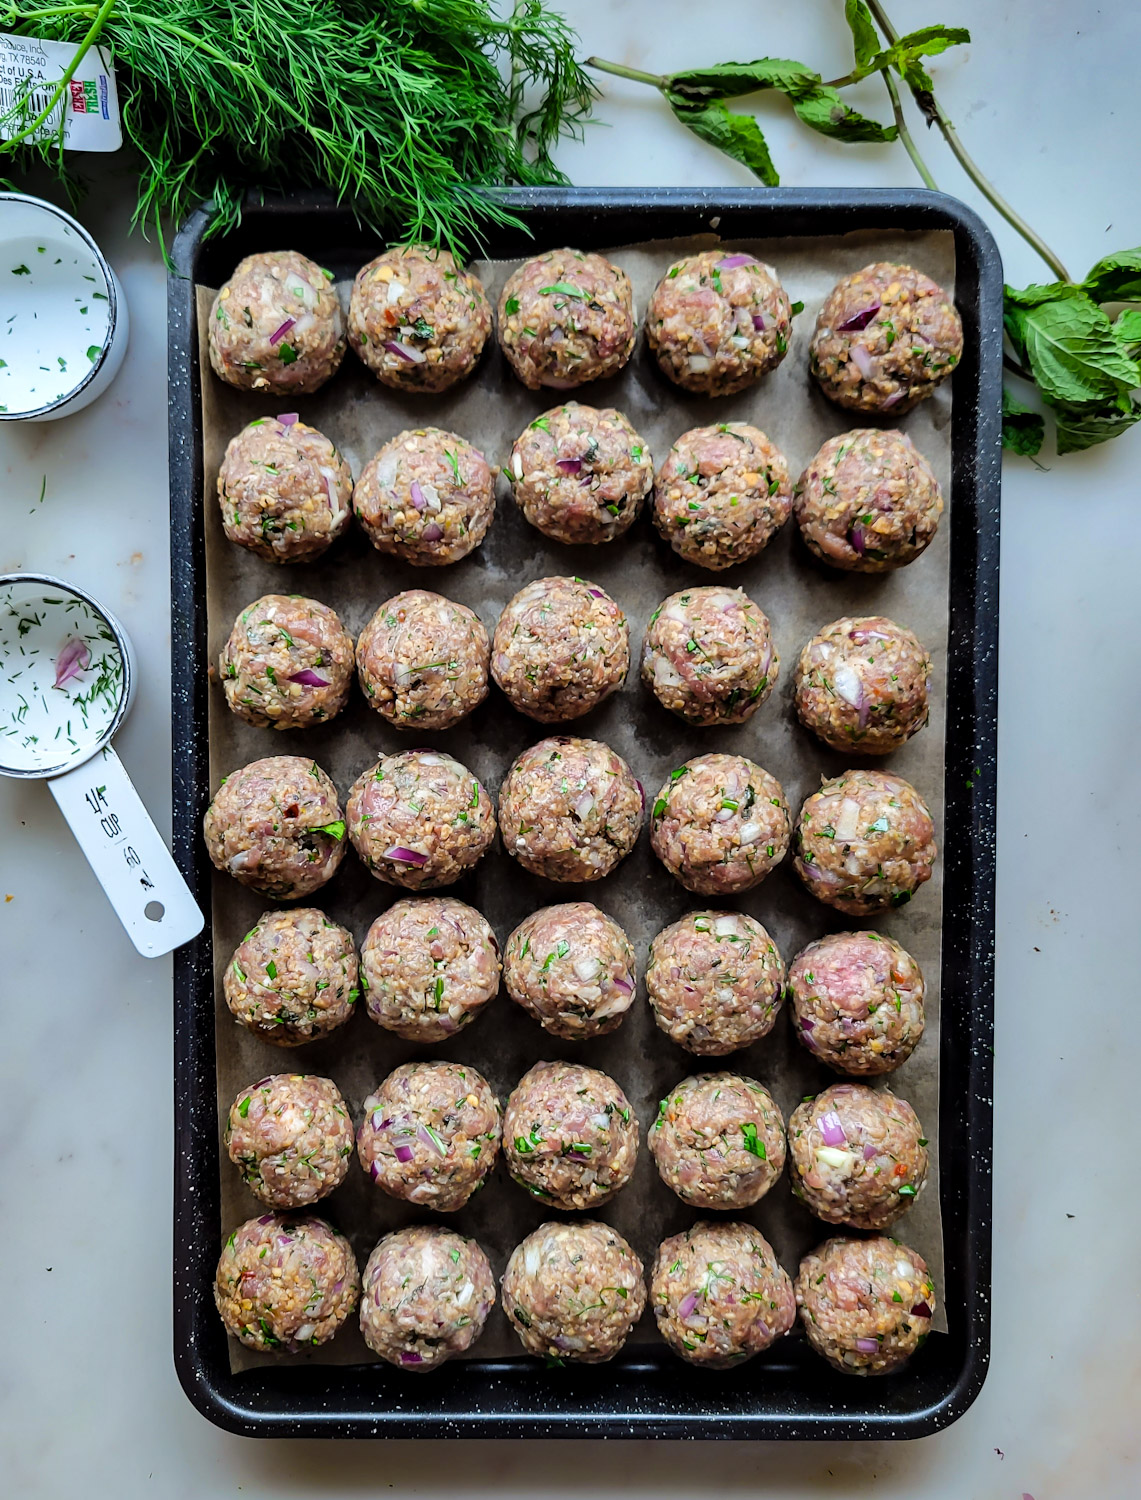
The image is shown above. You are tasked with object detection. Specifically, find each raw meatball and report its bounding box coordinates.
[650,754,790,896]
[219,594,354,730]
[651,1221,795,1369]
[796,1235,936,1374]
[650,1072,786,1210]
[789,1083,928,1230]
[506,404,652,544]
[349,244,490,393]
[499,736,642,883]
[502,1221,646,1363]
[793,769,937,914]
[646,250,792,396]
[652,423,792,570]
[225,1074,354,1210]
[346,749,494,890]
[361,896,500,1041]
[356,590,489,731]
[203,756,346,900]
[646,911,786,1056]
[360,1226,495,1371]
[641,586,778,726]
[491,577,629,723]
[794,616,930,754]
[217,416,353,564]
[809,261,962,413]
[357,1060,500,1212]
[223,908,358,1046]
[352,427,495,566]
[504,902,636,1039]
[503,1060,638,1209]
[789,930,925,1075]
[214,1213,359,1352]
[794,429,943,573]
[497,248,636,389]
[209,250,345,394]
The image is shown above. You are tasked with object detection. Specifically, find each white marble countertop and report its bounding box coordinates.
[1,2,1137,1495]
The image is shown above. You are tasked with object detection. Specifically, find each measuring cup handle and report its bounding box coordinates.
[49,744,204,958]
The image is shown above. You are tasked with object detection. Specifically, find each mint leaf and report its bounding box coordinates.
[844,0,880,69]
[1004,281,1081,310]
[1001,389,1045,457]
[1083,248,1141,304]
[791,86,896,143]
[667,96,779,185]
[1113,308,1141,360]
[1021,293,1140,408]
[1054,399,1141,455]
[666,58,818,104]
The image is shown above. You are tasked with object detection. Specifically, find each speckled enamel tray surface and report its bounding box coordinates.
[168,188,1000,1439]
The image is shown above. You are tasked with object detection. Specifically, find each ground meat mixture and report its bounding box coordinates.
[650,753,790,896]
[502,1221,646,1363]
[356,590,489,731]
[217,416,353,564]
[646,910,786,1056]
[793,769,937,914]
[651,1221,795,1369]
[504,901,636,1039]
[352,427,496,566]
[361,895,500,1041]
[498,736,642,883]
[357,1060,500,1212]
[219,594,354,730]
[809,261,962,414]
[360,1225,495,1372]
[794,429,943,573]
[652,422,792,570]
[225,1074,354,1210]
[507,403,653,544]
[346,749,494,890]
[209,250,346,394]
[789,930,925,1075]
[204,756,347,900]
[214,1213,359,1352]
[794,615,931,754]
[223,908,358,1046]
[491,577,629,723]
[641,586,778,726]
[497,248,636,389]
[645,250,792,396]
[650,1072,786,1210]
[348,244,490,393]
[503,1060,638,1210]
[796,1235,936,1375]
[789,1083,928,1230]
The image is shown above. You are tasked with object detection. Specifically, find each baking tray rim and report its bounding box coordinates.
[168,184,1000,1441]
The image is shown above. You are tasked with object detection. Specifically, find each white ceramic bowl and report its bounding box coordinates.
[0,192,130,422]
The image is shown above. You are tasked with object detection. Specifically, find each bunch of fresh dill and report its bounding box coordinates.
[0,0,595,252]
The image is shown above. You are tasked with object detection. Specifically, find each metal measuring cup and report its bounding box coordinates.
[0,572,203,956]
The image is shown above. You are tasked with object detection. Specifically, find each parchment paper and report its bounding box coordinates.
[196,226,955,1372]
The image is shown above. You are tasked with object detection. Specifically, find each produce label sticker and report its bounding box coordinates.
[0,35,121,151]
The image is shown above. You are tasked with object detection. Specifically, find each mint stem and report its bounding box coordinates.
[865,0,1072,281]
[880,66,937,190]
[584,57,665,90]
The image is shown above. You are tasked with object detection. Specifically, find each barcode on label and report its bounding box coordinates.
[0,82,63,139]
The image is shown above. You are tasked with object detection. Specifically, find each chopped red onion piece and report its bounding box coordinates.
[276,412,299,425]
[409,481,426,511]
[849,344,875,379]
[421,523,444,543]
[384,846,429,865]
[587,587,605,599]
[54,637,90,688]
[755,1321,770,1341]
[716,253,755,269]
[880,389,906,409]
[417,1123,448,1157]
[555,457,583,474]
[819,1110,847,1147]
[838,302,881,332]
[257,1214,276,1225]
[751,313,767,332]
[288,668,330,688]
[855,1336,880,1353]
[678,1291,699,1319]
[910,1301,932,1319]
[384,339,426,364]
[268,317,296,346]
[849,524,866,556]
[863,1143,878,1161]
[400,1349,423,1364]
[799,1018,814,1032]
[393,1143,414,1163]
[612,976,634,995]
